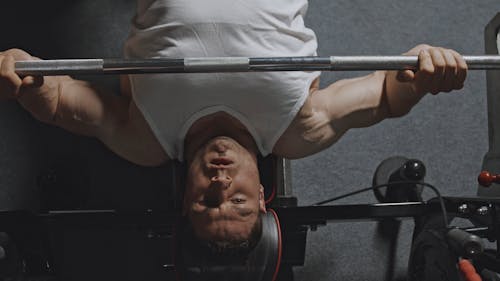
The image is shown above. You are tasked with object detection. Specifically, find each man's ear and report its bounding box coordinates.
[258,184,267,213]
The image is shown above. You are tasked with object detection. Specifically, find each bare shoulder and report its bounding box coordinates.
[272,86,339,159]
[120,99,170,166]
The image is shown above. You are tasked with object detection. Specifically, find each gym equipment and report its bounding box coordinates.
[13,55,500,76]
[3,11,500,281]
[1,156,500,281]
[175,210,282,281]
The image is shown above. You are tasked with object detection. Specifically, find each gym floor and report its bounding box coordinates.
[0,1,499,280]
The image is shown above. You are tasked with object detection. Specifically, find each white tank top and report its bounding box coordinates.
[124,0,320,161]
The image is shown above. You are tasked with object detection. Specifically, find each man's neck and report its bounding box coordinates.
[184,112,259,162]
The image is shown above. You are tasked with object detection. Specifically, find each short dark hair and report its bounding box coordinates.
[177,157,264,258]
[181,213,263,260]
[204,213,263,257]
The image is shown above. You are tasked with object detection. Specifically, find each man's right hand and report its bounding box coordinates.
[0,48,60,124]
[0,48,44,99]
[0,48,167,166]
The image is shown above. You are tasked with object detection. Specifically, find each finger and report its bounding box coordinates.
[450,49,467,89]
[21,75,44,88]
[441,49,458,93]
[4,48,32,61]
[397,70,415,82]
[428,48,446,95]
[403,44,431,56]
[418,49,435,75]
[1,55,23,85]
[414,49,434,94]
[0,55,22,97]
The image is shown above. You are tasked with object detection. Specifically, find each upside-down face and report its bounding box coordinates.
[183,136,266,243]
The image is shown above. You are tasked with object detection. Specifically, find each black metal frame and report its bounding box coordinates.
[480,12,500,197]
[1,157,500,280]
[1,194,500,279]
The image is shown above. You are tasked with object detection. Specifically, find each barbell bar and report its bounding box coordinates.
[14,55,500,76]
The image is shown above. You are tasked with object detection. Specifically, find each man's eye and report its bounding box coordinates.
[231,198,245,204]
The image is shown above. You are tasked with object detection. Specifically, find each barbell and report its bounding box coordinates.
[14,55,500,76]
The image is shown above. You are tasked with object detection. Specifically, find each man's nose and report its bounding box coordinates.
[204,174,231,208]
[210,174,232,189]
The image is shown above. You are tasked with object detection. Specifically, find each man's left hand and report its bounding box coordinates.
[397,44,468,96]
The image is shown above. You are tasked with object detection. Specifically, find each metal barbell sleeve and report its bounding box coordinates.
[14,55,500,76]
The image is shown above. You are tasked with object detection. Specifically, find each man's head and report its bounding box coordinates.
[183,136,267,253]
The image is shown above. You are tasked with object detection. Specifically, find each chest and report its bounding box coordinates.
[143,0,306,25]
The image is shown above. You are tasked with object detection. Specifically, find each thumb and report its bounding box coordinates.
[396,70,415,83]
[21,75,44,89]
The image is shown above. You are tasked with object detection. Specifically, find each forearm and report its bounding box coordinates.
[275,71,391,158]
[55,77,129,138]
[383,70,426,117]
[18,76,129,138]
[317,71,391,131]
[320,69,428,131]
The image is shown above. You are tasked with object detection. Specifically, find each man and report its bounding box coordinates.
[0,0,467,252]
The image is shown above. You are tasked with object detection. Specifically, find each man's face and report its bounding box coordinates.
[183,136,266,242]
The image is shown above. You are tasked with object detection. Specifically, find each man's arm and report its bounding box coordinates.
[0,48,168,166]
[274,45,467,158]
